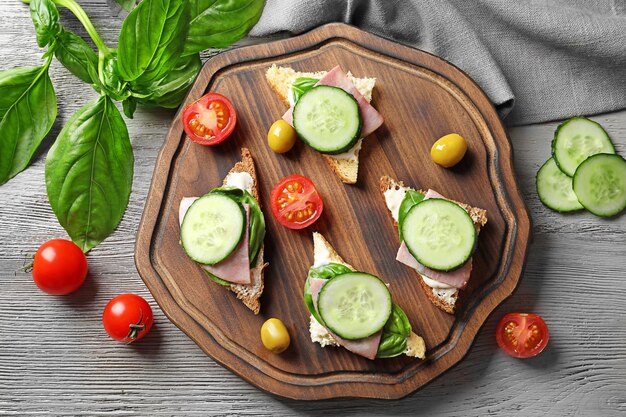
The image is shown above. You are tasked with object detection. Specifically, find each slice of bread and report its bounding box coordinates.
[265,65,376,184]
[379,176,488,314]
[309,232,426,359]
[222,148,268,314]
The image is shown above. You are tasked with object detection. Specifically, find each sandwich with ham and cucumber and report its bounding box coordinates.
[305,232,426,360]
[379,176,488,314]
[266,65,384,184]
[179,148,267,314]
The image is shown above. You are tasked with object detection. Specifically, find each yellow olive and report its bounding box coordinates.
[430,133,468,168]
[260,318,290,353]
[267,120,297,153]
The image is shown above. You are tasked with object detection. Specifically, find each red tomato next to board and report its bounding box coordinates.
[32,239,88,295]
[496,312,549,358]
[182,92,236,146]
[103,294,154,343]
[270,175,324,229]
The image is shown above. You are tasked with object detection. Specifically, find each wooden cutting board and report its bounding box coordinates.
[135,23,531,400]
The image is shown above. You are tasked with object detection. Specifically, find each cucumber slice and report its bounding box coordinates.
[181,193,245,265]
[293,85,361,154]
[318,272,392,340]
[552,117,615,177]
[401,199,476,271]
[573,153,626,217]
[536,158,584,212]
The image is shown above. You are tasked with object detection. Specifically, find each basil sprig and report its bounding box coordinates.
[376,304,412,358]
[1,0,266,252]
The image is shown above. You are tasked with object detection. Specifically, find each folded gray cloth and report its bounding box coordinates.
[251,0,626,126]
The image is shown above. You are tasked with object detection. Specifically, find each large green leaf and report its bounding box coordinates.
[183,0,265,56]
[29,0,61,48]
[132,53,202,109]
[0,65,57,184]
[117,0,190,84]
[54,30,98,84]
[46,96,133,252]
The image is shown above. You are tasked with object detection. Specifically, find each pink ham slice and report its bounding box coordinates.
[309,277,382,360]
[395,189,473,290]
[282,66,384,138]
[179,197,251,285]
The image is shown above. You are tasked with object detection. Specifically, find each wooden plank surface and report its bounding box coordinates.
[0,1,624,415]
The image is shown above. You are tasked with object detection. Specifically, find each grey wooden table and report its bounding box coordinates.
[1,2,625,416]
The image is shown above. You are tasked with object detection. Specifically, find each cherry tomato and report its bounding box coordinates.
[182,92,236,146]
[270,175,323,229]
[267,120,297,153]
[260,318,290,353]
[32,239,87,295]
[496,313,549,358]
[103,294,154,343]
[431,133,468,168]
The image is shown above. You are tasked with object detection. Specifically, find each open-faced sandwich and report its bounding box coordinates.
[380,176,488,314]
[179,148,267,314]
[304,232,426,360]
[266,65,384,184]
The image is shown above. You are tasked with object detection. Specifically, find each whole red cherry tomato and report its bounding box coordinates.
[103,294,154,343]
[32,239,88,295]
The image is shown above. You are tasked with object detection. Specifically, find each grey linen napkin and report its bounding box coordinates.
[250,0,626,126]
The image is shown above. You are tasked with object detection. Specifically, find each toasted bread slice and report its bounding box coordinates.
[221,148,268,314]
[379,176,487,314]
[309,232,426,359]
[265,65,377,184]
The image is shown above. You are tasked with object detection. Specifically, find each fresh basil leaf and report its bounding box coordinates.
[183,0,265,56]
[122,97,137,119]
[112,0,139,11]
[99,53,130,101]
[0,65,57,184]
[398,190,425,240]
[117,0,190,84]
[210,187,266,266]
[376,304,412,358]
[29,0,61,48]
[45,96,133,252]
[307,263,352,280]
[131,54,201,108]
[53,30,98,84]
[291,77,318,103]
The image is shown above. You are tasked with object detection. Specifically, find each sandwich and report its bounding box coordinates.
[179,148,267,314]
[379,176,488,314]
[305,232,426,360]
[266,65,384,184]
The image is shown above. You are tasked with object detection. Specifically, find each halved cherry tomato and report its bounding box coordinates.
[496,313,549,358]
[270,175,323,229]
[182,92,236,145]
[102,294,154,344]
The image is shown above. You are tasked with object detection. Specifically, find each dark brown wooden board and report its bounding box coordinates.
[135,23,531,400]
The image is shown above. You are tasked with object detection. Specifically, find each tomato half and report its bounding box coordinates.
[496,313,549,358]
[270,175,323,229]
[182,92,236,145]
[32,239,88,295]
[103,294,154,344]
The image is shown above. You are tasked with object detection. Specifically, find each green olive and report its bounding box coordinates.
[260,318,290,353]
[267,120,297,153]
[431,133,468,168]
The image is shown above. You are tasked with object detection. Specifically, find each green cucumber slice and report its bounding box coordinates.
[401,199,476,271]
[552,117,615,177]
[536,158,584,212]
[317,272,392,340]
[293,85,361,154]
[181,193,245,265]
[573,153,626,217]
